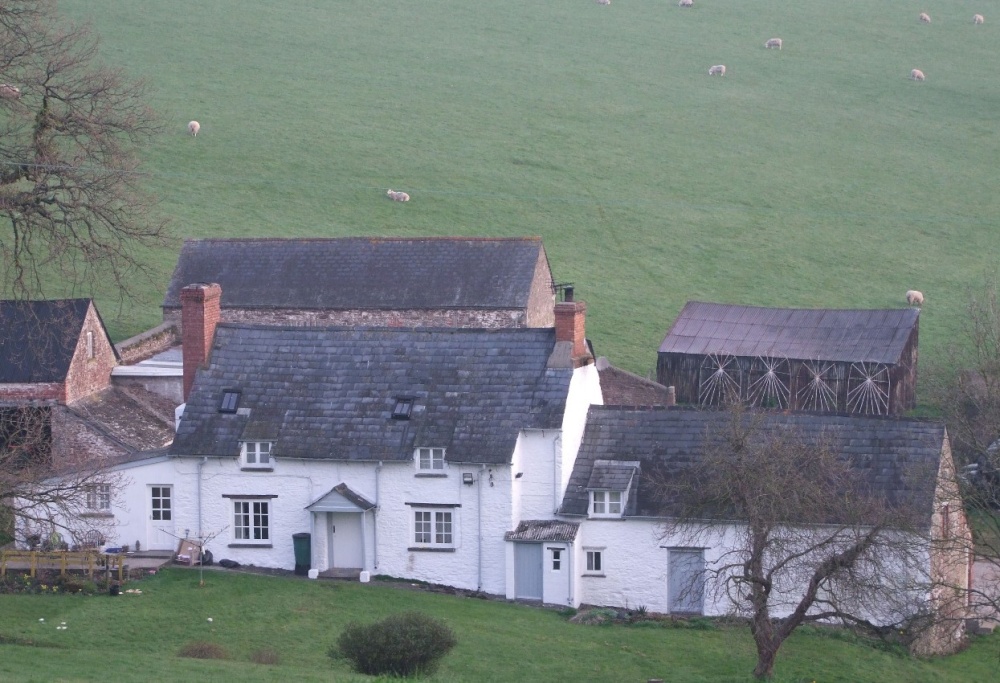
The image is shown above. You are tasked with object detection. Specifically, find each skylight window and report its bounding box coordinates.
[219,390,241,413]
[392,398,414,420]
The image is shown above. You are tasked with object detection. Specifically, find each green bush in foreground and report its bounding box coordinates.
[332,611,457,677]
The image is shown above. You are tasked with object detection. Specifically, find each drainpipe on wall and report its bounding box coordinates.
[478,464,485,592]
[374,461,382,569]
[552,433,562,514]
[567,541,574,606]
[196,456,207,538]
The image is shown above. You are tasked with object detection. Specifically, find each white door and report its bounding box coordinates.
[147,485,175,550]
[328,513,363,569]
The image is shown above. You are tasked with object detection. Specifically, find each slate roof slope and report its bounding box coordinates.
[0,299,108,383]
[659,302,919,364]
[170,325,571,464]
[162,237,550,311]
[561,406,944,525]
[68,385,177,452]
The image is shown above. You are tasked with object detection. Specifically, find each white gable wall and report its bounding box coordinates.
[560,365,603,496]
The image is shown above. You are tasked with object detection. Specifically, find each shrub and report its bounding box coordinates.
[178,641,228,660]
[249,647,280,665]
[331,611,457,677]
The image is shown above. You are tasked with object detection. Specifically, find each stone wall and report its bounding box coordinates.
[63,304,117,404]
[115,322,179,365]
[164,306,531,330]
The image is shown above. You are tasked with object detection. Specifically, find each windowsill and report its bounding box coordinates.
[414,473,448,478]
[407,547,456,553]
[589,515,625,520]
[582,573,606,578]
[241,467,274,472]
[80,512,114,518]
[228,543,273,549]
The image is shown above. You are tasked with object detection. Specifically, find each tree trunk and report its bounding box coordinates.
[752,637,779,679]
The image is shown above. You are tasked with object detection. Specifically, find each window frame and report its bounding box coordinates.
[219,390,241,413]
[232,499,271,545]
[415,447,446,472]
[410,508,455,549]
[85,483,111,511]
[550,547,562,572]
[590,490,624,518]
[85,330,94,359]
[241,441,273,470]
[584,548,605,575]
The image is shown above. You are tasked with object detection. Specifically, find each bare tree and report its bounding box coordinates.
[0,0,167,301]
[936,274,1000,631]
[653,405,964,679]
[0,405,123,548]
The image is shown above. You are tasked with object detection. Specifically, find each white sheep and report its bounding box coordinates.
[974,14,985,24]
[596,0,611,5]
[678,0,693,7]
[187,120,200,136]
[919,12,931,23]
[910,68,925,81]
[765,38,782,50]
[387,189,410,202]
[906,290,924,306]
[0,84,21,99]
[708,65,726,76]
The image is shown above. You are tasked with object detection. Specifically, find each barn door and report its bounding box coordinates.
[514,543,543,600]
[668,549,706,614]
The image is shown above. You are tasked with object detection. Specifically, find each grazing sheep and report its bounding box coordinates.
[910,68,925,81]
[906,290,924,306]
[765,38,782,50]
[596,0,610,5]
[679,0,693,7]
[708,64,726,76]
[387,189,410,202]
[187,120,200,136]
[974,14,985,24]
[919,12,931,23]
[0,84,21,99]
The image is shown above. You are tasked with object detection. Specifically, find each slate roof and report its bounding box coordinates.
[587,460,640,491]
[162,237,550,311]
[505,520,580,542]
[0,299,113,383]
[658,302,919,364]
[170,325,571,464]
[560,406,945,525]
[67,385,177,452]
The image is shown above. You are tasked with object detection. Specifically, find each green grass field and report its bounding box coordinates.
[1,568,997,682]
[52,0,999,385]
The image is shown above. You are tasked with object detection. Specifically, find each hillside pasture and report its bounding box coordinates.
[0,569,998,682]
[50,0,1000,382]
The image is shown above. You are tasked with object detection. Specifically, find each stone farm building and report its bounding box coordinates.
[0,299,174,472]
[160,236,557,331]
[656,301,920,415]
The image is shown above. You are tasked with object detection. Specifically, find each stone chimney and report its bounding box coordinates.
[554,294,591,368]
[181,283,221,401]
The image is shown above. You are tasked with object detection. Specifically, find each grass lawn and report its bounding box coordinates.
[36,0,998,389]
[0,568,997,682]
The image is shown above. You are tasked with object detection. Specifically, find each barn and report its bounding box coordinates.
[656,302,920,415]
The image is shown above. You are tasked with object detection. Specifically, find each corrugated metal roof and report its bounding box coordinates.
[658,302,919,364]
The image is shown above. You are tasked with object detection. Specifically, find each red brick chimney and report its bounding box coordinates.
[554,289,591,368]
[181,283,221,402]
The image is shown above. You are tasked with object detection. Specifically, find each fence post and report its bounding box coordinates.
[30,551,36,578]
[61,552,67,577]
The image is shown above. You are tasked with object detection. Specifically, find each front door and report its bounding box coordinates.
[514,543,543,600]
[328,512,363,569]
[668,548,706,614]
[147,485,175,550]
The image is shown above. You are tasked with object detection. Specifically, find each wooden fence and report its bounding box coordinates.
[0,550,127,582]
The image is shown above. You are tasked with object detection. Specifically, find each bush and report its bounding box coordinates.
[178,641,228,660]
[249,647,280,665]
[331,611,457,677]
